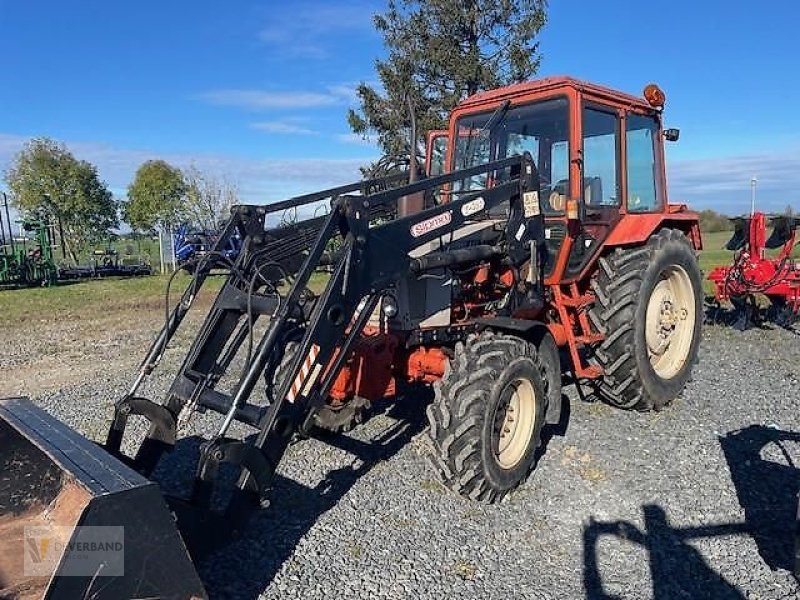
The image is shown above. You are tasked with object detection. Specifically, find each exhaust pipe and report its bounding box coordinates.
[0,398,206,600]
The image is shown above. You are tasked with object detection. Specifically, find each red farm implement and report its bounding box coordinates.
[707,211,800,329]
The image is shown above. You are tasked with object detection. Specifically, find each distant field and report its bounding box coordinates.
[698,230,735,274]
[0,271,329,328]
[1,228,794,326]
[0,273,219,326]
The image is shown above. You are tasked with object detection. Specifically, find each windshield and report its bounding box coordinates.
[452,97,570,214]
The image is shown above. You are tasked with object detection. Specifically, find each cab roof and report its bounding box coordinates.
[458,75,654,113]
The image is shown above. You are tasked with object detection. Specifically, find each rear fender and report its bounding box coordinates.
[602,211,703,251]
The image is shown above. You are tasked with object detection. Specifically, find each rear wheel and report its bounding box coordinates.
[426,331,547,503]
[589,228,702,411]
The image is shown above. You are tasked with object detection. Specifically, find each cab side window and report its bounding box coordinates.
[582,108,619,206]
[428,136,447,177]
[626,114,659,212]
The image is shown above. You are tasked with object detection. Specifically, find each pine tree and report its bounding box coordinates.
[348,0,547,178]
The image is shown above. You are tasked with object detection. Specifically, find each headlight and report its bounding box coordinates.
[382,294,398,318]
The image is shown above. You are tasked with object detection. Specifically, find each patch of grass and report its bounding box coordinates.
[581,464,607,482]
[586,400,611,417]
[699,231,735,294]
[453,559,478,581]
[346,543,363,560]
[0,271,329,327]
[561,445,607,483]
[461,507,484,521]
[419,478,447,494]
[0,273,220,327]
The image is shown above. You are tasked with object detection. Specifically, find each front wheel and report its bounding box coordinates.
[589,228,703,411]
[426,331,548,503]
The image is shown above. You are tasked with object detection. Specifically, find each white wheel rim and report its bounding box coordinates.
[494,377,537,469]
[645,265,696,379]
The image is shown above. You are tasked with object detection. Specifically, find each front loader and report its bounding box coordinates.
[0,77,704,598]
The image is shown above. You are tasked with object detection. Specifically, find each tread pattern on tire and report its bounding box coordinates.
[588,228,699,411]
[426,330,547,503]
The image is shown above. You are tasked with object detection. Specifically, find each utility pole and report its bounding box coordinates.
[158,229,165,275]
[750,177,757,215]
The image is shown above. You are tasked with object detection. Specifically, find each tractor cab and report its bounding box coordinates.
[443,76,687,284]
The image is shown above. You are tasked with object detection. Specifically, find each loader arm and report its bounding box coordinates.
[103,153,541,550]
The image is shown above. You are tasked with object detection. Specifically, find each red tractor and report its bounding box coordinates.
[708,211,800,329]
[0,77,703,598]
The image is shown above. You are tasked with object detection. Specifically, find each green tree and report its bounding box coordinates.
[182,164,239,231]
[124,160,187,232]
[348,0,547,178]
[698,209,734,233]
[4,138,118,262]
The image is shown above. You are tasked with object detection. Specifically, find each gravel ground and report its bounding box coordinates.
[5,317,800,599]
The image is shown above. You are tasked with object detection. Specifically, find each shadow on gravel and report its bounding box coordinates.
[721,425,800,573]
[582,425,800,599]
[536,392,570,463]
[154,398,428,599]
[583,505,747,599]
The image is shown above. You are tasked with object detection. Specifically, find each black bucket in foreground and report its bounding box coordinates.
[0,397,206,600]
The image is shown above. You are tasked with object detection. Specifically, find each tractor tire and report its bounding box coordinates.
[588,228,702,411]
[426,331,548,503]
[268,340,366,433]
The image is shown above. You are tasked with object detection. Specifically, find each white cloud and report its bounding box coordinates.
[326,84,361,104]
[199,85,358,112]
[200,90,339,110]
[0,133,372,204]
[336,132,377,147]
[4,131,797,217]
[258,1,376,59]
[250,120,318,135]
[667,152,800,213]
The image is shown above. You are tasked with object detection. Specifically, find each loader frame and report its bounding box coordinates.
[105,154,542,543]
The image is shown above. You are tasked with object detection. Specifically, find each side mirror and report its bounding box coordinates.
[663,128,680,142]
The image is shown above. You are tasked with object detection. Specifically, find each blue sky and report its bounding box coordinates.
[1,0,798,215]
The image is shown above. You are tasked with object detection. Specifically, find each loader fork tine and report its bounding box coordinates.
[105,396,177,476]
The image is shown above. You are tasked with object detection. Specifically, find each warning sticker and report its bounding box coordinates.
[287,343,320,403]
[410,211,452,238]
[523,191,540,218]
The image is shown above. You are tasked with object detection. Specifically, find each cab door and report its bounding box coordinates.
[624,112,663,213]
[565,103,623,277]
